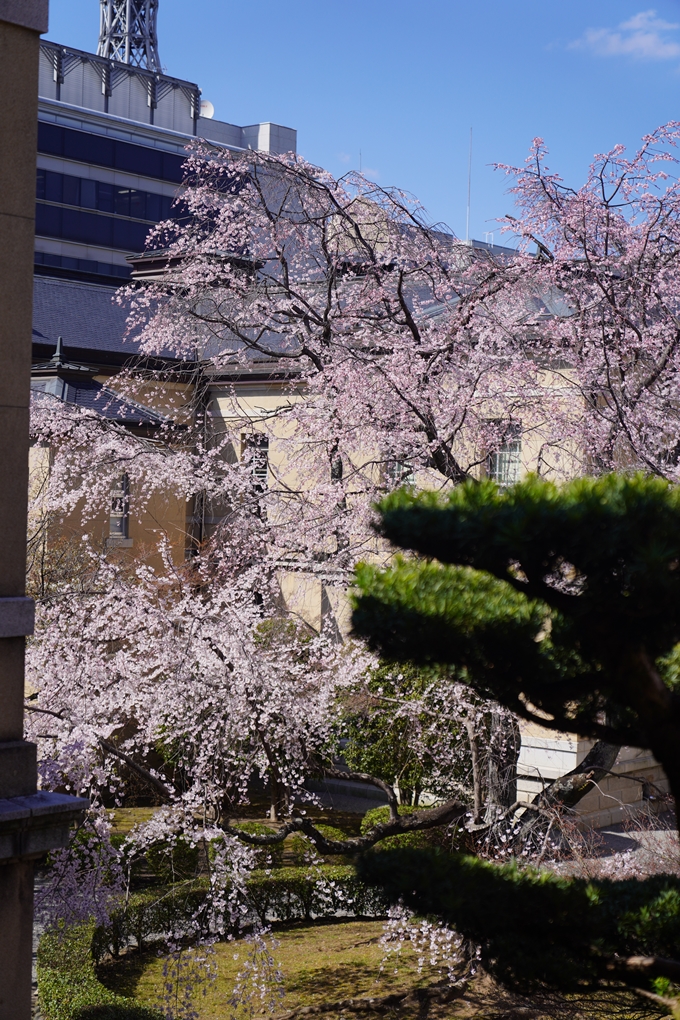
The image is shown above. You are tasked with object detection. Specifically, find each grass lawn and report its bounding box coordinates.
[109,805,365,838]
[108,807,159,834]
[98,919,461,1018]
[94,918,651,1019]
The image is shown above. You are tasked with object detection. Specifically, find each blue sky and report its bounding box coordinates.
[47,1,680,242]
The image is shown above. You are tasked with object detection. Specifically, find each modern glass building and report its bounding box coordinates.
[31,23,296,433]
[30,16,298,564]
[34,36,296,287]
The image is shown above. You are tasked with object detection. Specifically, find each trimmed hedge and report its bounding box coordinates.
[93,864,387,959]
[37,923,161,1020]
[40,864,389,1018]
[246,864,387,923]
[91,882,208,961]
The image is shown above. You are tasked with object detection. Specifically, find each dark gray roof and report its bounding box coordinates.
[32,274,186,367]
[31,378,166,426]
[72,379,166,424]
[32,276,137,357]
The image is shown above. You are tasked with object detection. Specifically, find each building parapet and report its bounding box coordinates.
[39,38,200,133]
[38,39,296,155]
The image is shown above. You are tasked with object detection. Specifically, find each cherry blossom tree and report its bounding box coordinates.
[27,149,536,870]
[25,394,472,937]
[122,146,546,813]
[28,123,680,939]
[495,122,680,479]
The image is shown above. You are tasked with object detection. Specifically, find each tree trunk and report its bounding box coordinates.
[490,740,622,851]
[269,774,289,821]
[537,739,621,811]
[484,708,521,824]
[465,719,483,824]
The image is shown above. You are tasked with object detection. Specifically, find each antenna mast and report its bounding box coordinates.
[97,0,161,71]
[465,127,472,244]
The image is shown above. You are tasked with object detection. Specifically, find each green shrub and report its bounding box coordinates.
[360,848,680,994]
[316,823,349,843]
[90,864,387,962]
[360,804,444,850]
[91,882,208,961]
[145,836,200,883]
[37,923,161,1020]
[246,864,388,924]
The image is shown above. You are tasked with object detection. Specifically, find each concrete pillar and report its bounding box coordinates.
[0,3,48,1017]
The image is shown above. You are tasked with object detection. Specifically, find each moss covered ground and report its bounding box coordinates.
[98,919,448,1018]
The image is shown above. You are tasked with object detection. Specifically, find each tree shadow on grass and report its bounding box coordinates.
[285,961,382,997]
[96,951,153,1000]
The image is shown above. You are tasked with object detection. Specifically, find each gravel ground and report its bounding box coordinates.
[592,818,680,874]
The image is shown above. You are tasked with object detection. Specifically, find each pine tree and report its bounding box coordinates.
[353,474,680,1003]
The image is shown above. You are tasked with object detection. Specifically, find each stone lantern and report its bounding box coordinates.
[0,4,87,1017]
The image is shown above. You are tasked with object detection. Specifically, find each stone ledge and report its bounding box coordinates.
[0,597,34,638]
[0,0,48,33]
[0,791,88,862]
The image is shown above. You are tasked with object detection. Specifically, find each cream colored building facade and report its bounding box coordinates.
[518,726,669,829]
[207,369,669,831]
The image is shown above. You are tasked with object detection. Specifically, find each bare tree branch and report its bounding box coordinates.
[98,738,173,802]
[320,766,399,821]
[606,954,680,985]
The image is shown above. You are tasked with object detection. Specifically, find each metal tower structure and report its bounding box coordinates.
[97,0,161,71]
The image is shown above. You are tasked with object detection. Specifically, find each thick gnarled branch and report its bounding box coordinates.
[606,953,680,986]
[320,766,399,820]
[226,796,467,856]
